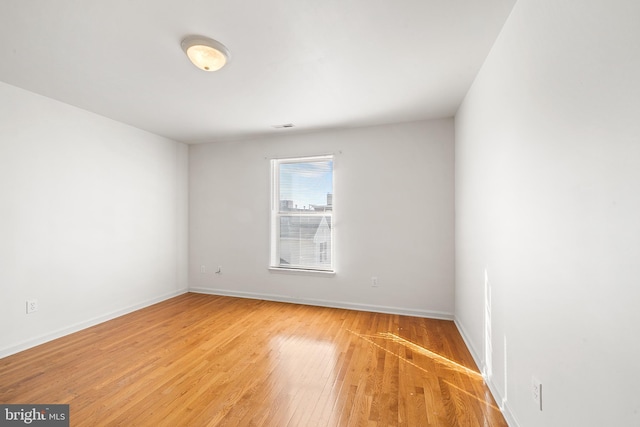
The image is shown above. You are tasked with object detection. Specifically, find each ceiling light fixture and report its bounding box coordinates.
[181,35,230,72]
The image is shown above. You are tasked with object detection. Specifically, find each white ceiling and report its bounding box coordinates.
[0,0,515,144]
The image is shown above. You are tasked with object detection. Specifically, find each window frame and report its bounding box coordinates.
[270,155,335,274]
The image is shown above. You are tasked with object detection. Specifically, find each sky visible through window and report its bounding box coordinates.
[279,160,333,209]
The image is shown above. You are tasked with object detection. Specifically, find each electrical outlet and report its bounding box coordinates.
[26,299,38,314]
[532,376,542,410]
[371,276,378,287]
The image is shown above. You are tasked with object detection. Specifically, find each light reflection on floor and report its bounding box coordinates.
[378,332,483,378]
[269,335,338,382]
[442,380,502,412]
[347,329,502,413]
[348,330,483,378]
[267,329,502,422]
[268,335,338,420]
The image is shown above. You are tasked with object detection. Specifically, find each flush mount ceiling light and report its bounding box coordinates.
[181,35,230,72]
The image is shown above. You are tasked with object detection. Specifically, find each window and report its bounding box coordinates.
[270,155,334,272]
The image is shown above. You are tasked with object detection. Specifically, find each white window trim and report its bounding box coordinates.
[270,155,335,274]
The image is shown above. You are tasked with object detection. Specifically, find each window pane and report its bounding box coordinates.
[271,156,334,272]
[279,215,332,269]
[279,160,333,212]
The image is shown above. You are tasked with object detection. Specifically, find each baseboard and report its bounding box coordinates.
[485,373,521,427]
[453,318,483,368]
[189,287,454,320]
[454,318,521,427]
[0,288,189,359]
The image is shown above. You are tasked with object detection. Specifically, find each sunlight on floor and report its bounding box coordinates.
[347,329,483,379]
[346,329,503,414]
[442,380,502,412]
[378,332,483,378]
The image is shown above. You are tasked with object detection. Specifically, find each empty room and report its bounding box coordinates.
[1,0,639,426]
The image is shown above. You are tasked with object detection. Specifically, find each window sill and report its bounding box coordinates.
[268,267,335,277]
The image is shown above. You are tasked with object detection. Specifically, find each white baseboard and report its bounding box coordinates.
[189,287,454,320]
[0,288,188,359]
[454,318,521,427]
[453,318,483,368]
[485,373,520,427]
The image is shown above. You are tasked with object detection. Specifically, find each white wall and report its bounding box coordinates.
[455,0,640,425]
[190,119,455,317]
[0,82,189,357]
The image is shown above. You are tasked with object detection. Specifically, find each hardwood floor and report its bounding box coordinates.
[0,293,507,426]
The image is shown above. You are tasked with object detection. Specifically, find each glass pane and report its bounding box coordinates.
[279,215,332,269]
[279,160,333,212]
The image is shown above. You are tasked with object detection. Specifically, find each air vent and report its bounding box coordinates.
[272,123,295,129]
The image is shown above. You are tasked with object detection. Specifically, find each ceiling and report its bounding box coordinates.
[0,0,515,144]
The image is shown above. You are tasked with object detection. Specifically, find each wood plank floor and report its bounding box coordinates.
[0,293,507,426]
